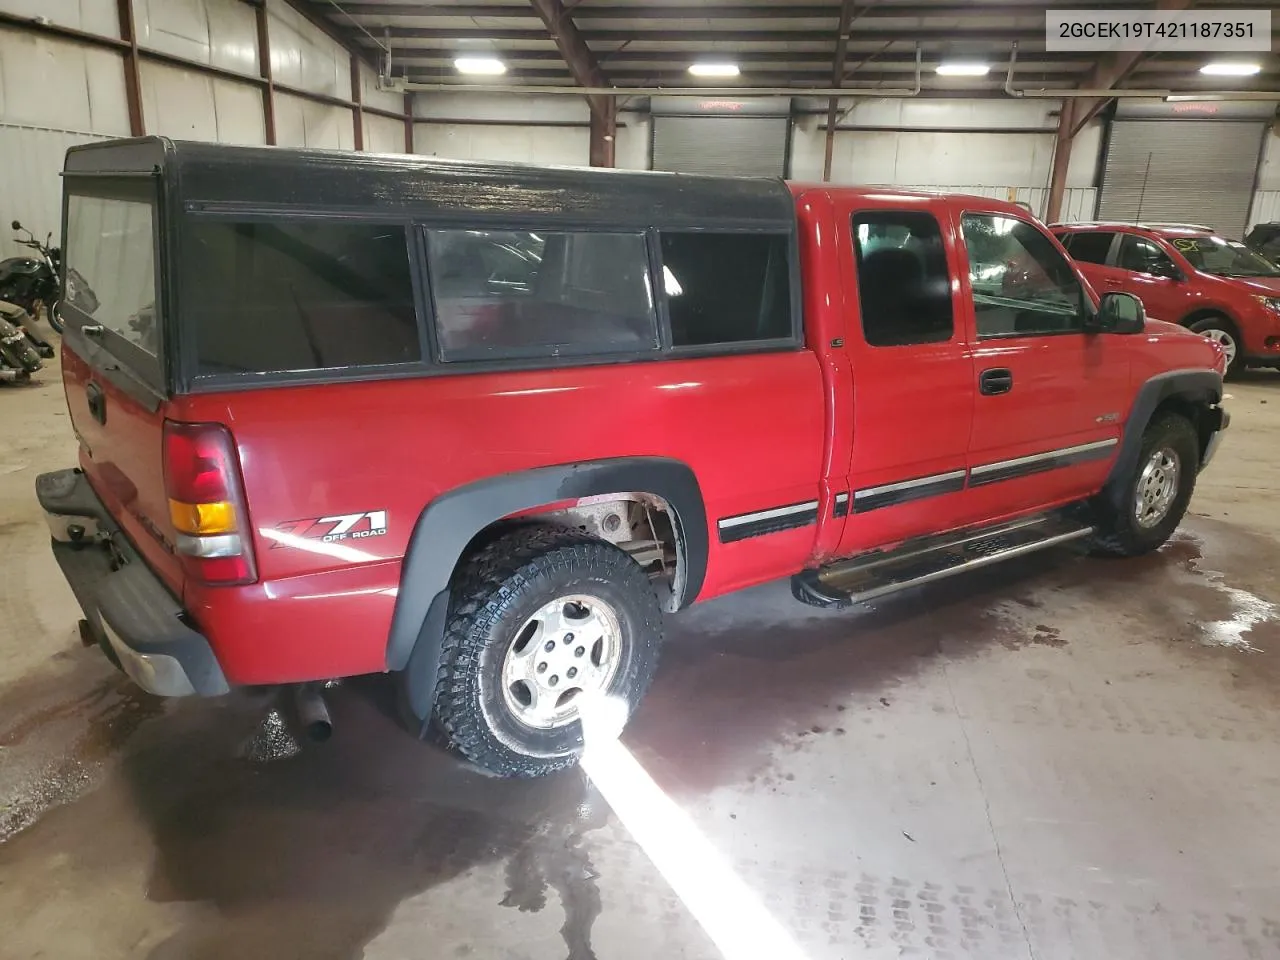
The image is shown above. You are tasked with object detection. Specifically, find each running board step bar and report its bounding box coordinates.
[791,514,1094,609]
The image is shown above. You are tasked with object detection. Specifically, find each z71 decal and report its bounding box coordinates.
[272,510,388,546]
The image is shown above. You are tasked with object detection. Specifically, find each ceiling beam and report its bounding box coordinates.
[527,0,611,124]
[365,27,1064,43]
[376,47,1243,70]
[1069,0,1195,134]
[329,1,1137,19]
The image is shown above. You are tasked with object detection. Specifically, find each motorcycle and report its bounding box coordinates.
[0,220,62,353]
[0,304,43,382]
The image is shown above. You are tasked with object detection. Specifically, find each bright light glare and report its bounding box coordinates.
[1199,62,1261,76]
[936,62,990,77]
[689,62,740,78]
[454,57,507,75]
[663,264,684,296]
[258,526,374,563]
[579,696,808,960]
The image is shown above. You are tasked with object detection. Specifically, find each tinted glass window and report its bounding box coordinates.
[1118,235,1176,275]
[427,229,656,361]
[1064,231,1115,265]
[961,213,1087,338]
[184,221,419,376]
[660,233,791,347]
[851,211,953,347]
[1169,235,1280,278]
[65,195,158,356]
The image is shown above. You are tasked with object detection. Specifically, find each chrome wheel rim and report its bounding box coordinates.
[1134,446,1181,529]
[501,594,622,730]
[1200,328,1237,366]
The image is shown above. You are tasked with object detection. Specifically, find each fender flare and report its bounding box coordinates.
[1101,369,1222,511]
[387,458,707,712]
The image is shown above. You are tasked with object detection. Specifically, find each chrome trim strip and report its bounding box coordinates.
[969,439,1118,477]
[854,469,967,501]
[834,493,849,504]
[718,500,820,529]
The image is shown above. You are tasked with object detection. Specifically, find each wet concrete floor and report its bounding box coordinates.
[2,362,1280,959]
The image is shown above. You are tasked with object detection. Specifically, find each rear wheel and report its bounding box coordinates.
[1091,413,1199,557]
[417,525,663,777]
[1189,315,1242,378]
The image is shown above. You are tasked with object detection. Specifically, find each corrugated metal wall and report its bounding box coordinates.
[893,184,1098,222]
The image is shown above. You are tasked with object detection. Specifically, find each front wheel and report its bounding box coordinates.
[45,300,63,335]
[1091,413,1199,557]
[413,525,663,778]
[1189,316,1242,379]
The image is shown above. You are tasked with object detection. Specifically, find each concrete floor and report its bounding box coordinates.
[2,360,1280,960]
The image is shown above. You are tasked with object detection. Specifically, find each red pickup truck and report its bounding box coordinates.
[39,139,1227,776]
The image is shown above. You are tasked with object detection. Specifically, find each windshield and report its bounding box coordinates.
[1170,235,1280,278]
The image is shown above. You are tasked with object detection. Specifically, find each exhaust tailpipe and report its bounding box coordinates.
[293,682,332,742]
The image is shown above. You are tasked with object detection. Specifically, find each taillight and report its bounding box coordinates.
[162,420,257,586]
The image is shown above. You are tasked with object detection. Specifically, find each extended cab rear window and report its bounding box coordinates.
[182,220,420,377]
[425,229,657,362]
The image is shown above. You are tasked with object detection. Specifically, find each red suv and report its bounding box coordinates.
[38,140,1227,777]
[1052,221,1280,377]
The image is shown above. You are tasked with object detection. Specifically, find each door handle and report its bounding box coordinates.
[979,368,1013,396]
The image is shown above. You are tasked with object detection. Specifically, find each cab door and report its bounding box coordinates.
[831,195,976,557]
[956,209,1131,521]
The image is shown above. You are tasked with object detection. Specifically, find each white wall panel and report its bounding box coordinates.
[0,125,109,258]
[135,0,258,76]
[360,59,402,114]
[414,92,589,124]
[140,60,264,145]
[0,26,130,134]
[416,122,588,166]
[267,0,350,100]
[0,0,119,38]
[1254,132,1280,192]
[1249,191,1280,229]
[275,90,353,150]
[363,112,403,154]
[836,97,1062,130]
[615,115,649,170]
[792,124,1057,187]
[1067,119,1103,188]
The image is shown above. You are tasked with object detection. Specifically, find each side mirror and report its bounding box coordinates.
[1094,291,1146,334]
[1148,260,1182,280]
[10,220,20,231]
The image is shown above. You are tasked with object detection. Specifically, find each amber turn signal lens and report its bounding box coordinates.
[168,499,238,536]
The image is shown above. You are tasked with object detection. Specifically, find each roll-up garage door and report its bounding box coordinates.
[1097,120,1265,237]
[651,115,790,177]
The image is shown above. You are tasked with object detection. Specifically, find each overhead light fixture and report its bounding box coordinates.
[1199,62,1262,76]
[454,56,506,76]
[689,62,740,78]
[936,62,990,77]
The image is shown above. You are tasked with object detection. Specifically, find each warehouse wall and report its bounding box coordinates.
[0,0,402,258]
[790,98,1101,220]
[1248,130,1280,230]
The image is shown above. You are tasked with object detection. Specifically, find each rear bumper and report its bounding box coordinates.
[35,469,230,698]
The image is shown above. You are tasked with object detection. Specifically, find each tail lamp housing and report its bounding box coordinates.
[162,420,257,585]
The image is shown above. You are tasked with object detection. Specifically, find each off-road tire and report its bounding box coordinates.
[1091,413,1199,558]
[1188,315,1242,379]
[427,525,663,778]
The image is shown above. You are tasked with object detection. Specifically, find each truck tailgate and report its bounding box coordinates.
[62,342,184,597]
